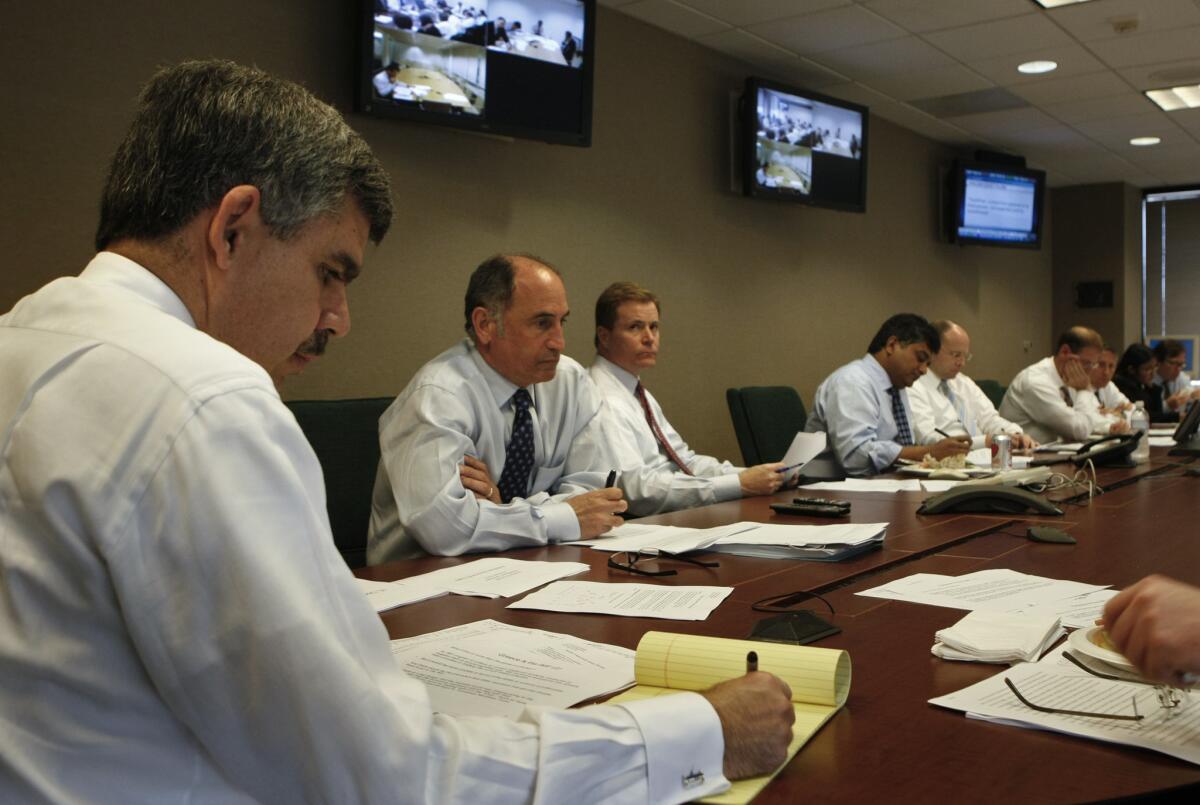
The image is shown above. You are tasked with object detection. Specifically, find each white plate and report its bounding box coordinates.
[1068,626,1135,670]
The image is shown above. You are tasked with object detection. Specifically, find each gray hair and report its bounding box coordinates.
[95,59,392,250]
[463,253,560,342]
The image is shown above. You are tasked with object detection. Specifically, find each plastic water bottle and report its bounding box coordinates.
[1130,401,1150,464]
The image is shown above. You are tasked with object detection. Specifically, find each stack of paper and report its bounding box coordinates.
[711,521,888,561]
[857,569,1109,613]
[356,557,589,613]
[932,610,1064,663]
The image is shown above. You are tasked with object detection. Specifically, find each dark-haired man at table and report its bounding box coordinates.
[588,281,785,516]
[805,313,969,476]
[368,253,627,561]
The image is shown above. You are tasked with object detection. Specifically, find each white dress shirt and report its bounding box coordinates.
[589,355,742,516]
[805,354,910,476]
[908,370,1023,449]
[1153,370,1192,399]
[998,356,1106,443]
[373,69,400,96]
[1094,381,1131,410]
[0,253,727,804]
[368,340,610,562]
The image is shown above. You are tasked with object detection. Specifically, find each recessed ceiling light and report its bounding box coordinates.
[1018,60,1058,75]
[1034,0,1095,8]
[1130,136,1161,147]
[1146,85,1200,111]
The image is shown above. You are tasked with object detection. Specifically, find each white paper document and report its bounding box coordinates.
[779,431,827,482]
[390,619,635,718]
[356,558,588,612]
[804,479,925,492]
[355,577,447,612]
[508,580,732,620]
[713,521,888,548]
[930,661,1200,765]
[1009,587,1118,629]
[575,521,759,554]
[1149,436,1178,447]
[857,569,1109,612]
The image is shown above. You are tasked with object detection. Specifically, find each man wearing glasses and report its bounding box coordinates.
[999,326,1128,444]
[909,319,1035,451]
[1152,339,1200,414]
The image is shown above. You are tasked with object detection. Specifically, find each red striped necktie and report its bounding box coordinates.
[635,382,694,475]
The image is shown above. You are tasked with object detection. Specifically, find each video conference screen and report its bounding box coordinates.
[957,168,1040,244]
[746,79,868,212]
[360,0,593,145]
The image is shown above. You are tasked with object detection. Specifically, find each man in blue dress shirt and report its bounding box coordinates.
[805,313,970,476]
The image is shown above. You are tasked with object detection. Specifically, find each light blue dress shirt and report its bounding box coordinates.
[805,354,909,476]
[368,340,609,561]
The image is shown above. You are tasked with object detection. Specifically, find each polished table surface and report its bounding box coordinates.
[361,451,1200,802]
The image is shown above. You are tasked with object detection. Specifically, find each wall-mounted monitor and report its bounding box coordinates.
[742,77,869,212]
[947,160,1046,248]
[357,0,594,146]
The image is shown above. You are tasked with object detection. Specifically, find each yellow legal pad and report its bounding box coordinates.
[609,631,852,804]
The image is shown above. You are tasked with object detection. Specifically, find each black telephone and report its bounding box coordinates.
[917,484,1063,515]
[1071,432,1141,467]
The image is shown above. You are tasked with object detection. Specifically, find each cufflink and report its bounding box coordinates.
[682,769,705,789]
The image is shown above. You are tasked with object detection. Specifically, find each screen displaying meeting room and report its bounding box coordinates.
[1,0,1074,464]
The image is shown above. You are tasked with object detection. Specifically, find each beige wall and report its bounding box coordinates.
[1050,183,1143,351]
[0,1,1054,462]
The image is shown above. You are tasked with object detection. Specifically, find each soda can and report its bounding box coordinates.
[992,434,1012,471]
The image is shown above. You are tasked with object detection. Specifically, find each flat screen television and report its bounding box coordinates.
[947,160,1046,248]
[357,1,594,146]
[742,77,868,212]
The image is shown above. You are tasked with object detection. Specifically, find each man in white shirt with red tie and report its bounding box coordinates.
[588,282,786,516]
[909,320,1035,450]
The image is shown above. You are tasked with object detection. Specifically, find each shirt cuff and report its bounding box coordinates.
[712,473,743,503]
[871,440,903,472]
[617,692,729,804]
[971,434,988,450]
[542,501,581,543]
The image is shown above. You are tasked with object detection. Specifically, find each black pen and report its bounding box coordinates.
[935,428,951,439]
[746,650,758,673]
[605,470,617,488]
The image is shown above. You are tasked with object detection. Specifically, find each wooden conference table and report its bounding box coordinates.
[360,450,1200,802]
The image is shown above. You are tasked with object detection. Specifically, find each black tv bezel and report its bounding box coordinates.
[355,0,595,147]
[742,76,869,213]
[948,159,1046,250]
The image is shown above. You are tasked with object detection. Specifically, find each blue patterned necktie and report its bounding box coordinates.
[940,379,974,437]
[497,389,534,503]
[889,387,913,445]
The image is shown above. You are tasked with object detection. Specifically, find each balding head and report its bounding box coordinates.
[930,320,971,380]
[467,253,568,387]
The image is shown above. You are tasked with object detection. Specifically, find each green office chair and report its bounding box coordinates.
[726,386,808,466]
[285,396,393,569]
[975,379,1007,410]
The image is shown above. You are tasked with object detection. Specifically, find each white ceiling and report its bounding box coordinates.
[598,0,1200,187]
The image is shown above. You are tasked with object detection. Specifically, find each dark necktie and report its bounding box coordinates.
[1060,386,1074,407]
[635,382,694,475]
[497,389,534,503]
[889,387,913,445]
